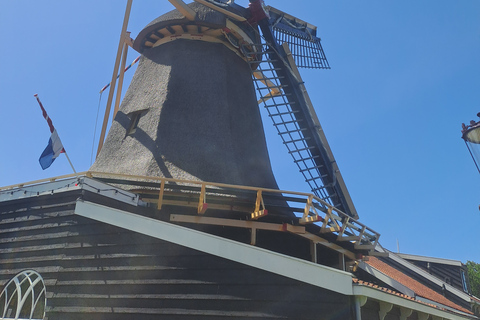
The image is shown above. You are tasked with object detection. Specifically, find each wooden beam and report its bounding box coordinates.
[96,0,133,157]
[194,0,246,21]
[297,232,356,260]
[157,180,165,210]
[299,215,322,224]
[113,39,129,119]
[124,35,134,48]
[197,183,208,214]
[251,190,268,220]
[170,214,305,234]
[168,0,196,21]
[253,71,282,104]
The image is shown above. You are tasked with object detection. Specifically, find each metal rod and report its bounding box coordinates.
[465,140,480,174]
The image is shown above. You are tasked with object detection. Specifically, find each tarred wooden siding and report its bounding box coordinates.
[0,191,353,320]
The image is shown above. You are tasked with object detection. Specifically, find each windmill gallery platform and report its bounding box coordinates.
[1,1,479,320]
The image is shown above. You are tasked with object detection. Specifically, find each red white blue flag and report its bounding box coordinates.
[34,94,65,170]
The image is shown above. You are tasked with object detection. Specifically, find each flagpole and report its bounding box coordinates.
[64,151,78,176]
[34,94,78,176]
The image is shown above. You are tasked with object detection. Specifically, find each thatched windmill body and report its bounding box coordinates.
[92,0,357,218]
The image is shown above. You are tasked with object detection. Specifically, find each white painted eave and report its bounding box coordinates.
[0,177,139,206]
[353,285,477,320]
[74,200,354,296]
[397,253,464,267]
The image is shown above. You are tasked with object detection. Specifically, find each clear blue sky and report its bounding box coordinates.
[1,1,479,263]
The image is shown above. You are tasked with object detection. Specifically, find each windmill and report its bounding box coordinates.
[92,0,358,220]
[0,2,385,319]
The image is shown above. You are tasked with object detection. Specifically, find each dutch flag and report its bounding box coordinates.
[34,94,65,170]
[39,129,64,170]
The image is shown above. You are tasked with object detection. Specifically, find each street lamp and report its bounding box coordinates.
[461,113,480,174]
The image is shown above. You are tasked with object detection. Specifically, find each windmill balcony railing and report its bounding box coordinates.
[0,171,380,255]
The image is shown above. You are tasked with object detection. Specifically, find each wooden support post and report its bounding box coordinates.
[304,194,314,218]
[378,302,393,320]
[197,183,208,214]
[358,225,367,242]
[339,252,345,271]
[310,241,317,263]
[96,0,133,158]
[299,195,322,224]
[251,190,267,220]
[337,217,349,238]
[158,180,165,210]
[320,207,341,233]
[250,227,257,245]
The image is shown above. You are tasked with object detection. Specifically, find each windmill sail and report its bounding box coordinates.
[268,6,330,69]
[247,6,358,218]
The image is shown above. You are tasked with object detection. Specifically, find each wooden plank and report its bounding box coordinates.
[113,40,129,119]
[96,0,133,157]
[170,214,305,234]
[296,232,356,260]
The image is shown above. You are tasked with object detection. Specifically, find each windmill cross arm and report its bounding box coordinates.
[194,0,247,21]
[168,0,196,21]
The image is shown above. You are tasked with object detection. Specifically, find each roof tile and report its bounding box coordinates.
[365,257,472,315]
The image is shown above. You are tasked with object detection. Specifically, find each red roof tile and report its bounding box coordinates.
[471,295,480,304]
[365,257,472,315]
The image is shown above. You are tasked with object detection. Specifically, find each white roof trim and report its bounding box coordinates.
[397,253,463,267]
[74,200,354,296]
[358,261,416,297]
[0,177,139,206]
[416,296,475,318]
[353,285,476,320]
[375,247,471,303]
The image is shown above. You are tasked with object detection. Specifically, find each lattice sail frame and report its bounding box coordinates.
[249,46,336,209]
[243,6,357,218]
[268,5,330,69]
[271,26,329,69]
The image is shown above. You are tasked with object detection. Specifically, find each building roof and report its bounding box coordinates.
[397,253,464,267]
[366,256,473,315]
